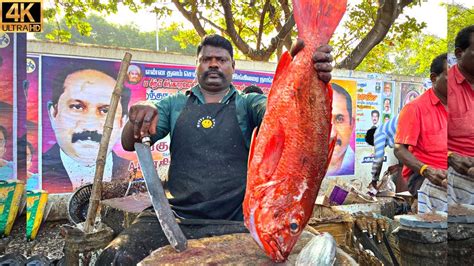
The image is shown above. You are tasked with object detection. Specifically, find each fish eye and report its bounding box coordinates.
[290,222,299,233]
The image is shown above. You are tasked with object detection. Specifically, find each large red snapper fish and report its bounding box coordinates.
[243,0,347,262]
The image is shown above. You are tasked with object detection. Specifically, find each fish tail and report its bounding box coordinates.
[293,0,347,44]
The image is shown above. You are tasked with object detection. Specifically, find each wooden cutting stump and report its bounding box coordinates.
[139,230,357,265]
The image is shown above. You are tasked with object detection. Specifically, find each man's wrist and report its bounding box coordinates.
[419,164,429,177]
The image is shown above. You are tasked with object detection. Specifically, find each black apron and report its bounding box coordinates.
[167,92,249,221]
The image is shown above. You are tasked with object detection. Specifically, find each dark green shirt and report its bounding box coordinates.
[151,84,267,148]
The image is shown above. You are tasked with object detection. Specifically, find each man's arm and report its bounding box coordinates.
[394,143,447,187]
[371,157,384,182]
[371,130,386,182]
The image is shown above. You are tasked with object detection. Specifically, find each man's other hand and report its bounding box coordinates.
[424,167,448,188]
[128,101,159,140]
[449,153,474,176]
[290,39,333,83]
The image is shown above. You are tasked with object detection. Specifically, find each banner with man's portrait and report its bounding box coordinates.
[355,80,395,147]
[0,33,15,182]
[327,79,357,176]
[399,82,425,110]
[0,33,26,182]
[40,56,145,193]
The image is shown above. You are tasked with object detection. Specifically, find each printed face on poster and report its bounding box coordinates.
[327,79,357,176]
[40,56,145,193]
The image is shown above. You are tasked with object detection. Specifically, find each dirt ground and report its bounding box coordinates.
[1,215,67,263]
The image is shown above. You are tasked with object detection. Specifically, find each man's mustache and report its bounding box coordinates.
[72,131,102,143]
[204,70,225,79]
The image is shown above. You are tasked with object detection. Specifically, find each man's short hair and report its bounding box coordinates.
[0,125,8,141]
[243,85,264,94]
[384,98,391,104]
[455,25,474,51]
[430,53,447,75]
[365,126,377,146]
[331,83,352,123]
[371,110,380,117]
[197,34,234,59]
[51,63,131,118]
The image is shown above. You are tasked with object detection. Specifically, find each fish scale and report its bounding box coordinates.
[243,0,347,262]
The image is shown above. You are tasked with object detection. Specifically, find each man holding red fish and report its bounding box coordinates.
[97,34,334,265]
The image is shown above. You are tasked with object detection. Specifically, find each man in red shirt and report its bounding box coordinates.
[394,54,448,213]
[447,25,474,205]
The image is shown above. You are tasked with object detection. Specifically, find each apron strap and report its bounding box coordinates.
[185,89,237,106]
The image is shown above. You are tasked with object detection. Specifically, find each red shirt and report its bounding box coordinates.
[395,88,448,179]
[448,65,474,157]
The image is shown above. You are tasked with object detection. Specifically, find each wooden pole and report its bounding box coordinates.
[84,53,132,233]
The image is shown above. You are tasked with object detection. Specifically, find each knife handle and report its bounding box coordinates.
[141,136,151,146]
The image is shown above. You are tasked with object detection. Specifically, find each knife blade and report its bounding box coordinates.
[135,140,187,252]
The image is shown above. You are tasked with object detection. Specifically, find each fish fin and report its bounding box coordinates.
[327,83,334,107]
[261,121,285,178]
[267,51,292,107]
[248,127,259,169]
[326,135,337,170]
[293,0,347,44]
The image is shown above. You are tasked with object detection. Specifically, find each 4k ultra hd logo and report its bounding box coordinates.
[0,0,42,32]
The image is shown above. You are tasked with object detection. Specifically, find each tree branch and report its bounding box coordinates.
[172,0,206,37]
[278,0,291,19]
[198,13,226,34]
[337,0,414,69]
[257,0,271,50]
[268,4,292,51]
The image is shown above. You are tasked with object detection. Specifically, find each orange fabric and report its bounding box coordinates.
[448,65,474,157]
[395,88,448,179]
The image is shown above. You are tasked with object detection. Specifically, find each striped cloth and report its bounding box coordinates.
[371,115,399,181]
[447,166,474,205]
[418,178,447,214]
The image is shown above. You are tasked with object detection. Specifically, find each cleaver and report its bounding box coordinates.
[135,137,187,252]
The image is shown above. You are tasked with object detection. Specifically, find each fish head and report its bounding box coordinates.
[248,187,309,262]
